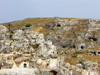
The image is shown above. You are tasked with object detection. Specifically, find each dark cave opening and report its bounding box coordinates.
[62,46,67,48]
[98,52,100,54]
[57,24,61,27]
[88,37,97,41]
[70,45,75,48]
[50,70,58,75]
[81,46,84,49]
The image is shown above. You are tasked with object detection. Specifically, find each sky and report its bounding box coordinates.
[0,0,100,23]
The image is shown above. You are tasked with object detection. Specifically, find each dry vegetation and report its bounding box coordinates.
[0,17,88,34]
[65,52,100,66]
[3,17,100,66]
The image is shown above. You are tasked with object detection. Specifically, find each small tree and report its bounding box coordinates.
[25,24,31,27]
[9,34,13,38]
[28,46,30,49]
[79,61,82,64]
[11,31,13,33]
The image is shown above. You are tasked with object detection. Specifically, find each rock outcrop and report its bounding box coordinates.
[0,18,100,75]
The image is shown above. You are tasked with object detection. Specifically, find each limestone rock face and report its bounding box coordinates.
[44,19,79,30]
[76,64,83,69]
[43,18,100,51]
[0,41,2,50]
[49,59,57,69]
[83,61,98,71]
[0,25,9,40]
[0,25,8,34]
[65,63,70,68]
[1,18,100,75]
[30,31,38,39]
[36,59,42,65]
[12,30,24,40]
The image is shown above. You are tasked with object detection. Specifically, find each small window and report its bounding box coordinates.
[24,63,27,68]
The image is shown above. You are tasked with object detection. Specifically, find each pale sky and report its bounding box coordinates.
[0,0,100,23]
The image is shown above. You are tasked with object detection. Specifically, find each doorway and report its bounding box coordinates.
[24,63,27,68]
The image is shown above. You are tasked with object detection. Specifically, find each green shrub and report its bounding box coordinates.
[11,31,13,33]
[25,24,31,27]
[9,34,13,38]
[74,51,84,54]
[34,40,36,42]
[73,31,75,34]
[28,46,30,48]
[90,52,94,53]
[72,54,77,58]
[79,61,82,64]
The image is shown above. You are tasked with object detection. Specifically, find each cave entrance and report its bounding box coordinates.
[73,45,75,48]
[94,52,96,55]
[70,45,75,48]
[50,70,57,75]
[98,52,100,54]
[57,24,61,27]
[81,46,84,49]
[89,37,97,41]
[63,46,67,48]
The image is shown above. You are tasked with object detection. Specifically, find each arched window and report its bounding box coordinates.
[24,63,27,68]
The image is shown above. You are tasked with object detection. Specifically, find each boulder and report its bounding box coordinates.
[83,61,98,71]
[42,60,47,66]
[30,32,38,39]
[0,25,8,34]
[49,59,57,69]
[12,30,24,40]
[36,59,42,65]
[76,64,83,69]
[65,63,70,68]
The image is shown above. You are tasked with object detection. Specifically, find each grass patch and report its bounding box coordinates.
[79,61,82,64]
[74,51,84,54]
[72,54,77,58]
[28,46,30,49]
[11,31,13,33]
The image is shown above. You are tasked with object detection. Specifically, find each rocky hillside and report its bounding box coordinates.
[1,17,100,68]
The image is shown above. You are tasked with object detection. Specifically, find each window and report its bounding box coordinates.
[24,63,27,68]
